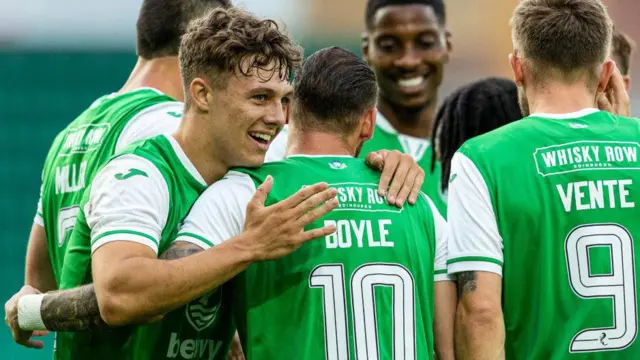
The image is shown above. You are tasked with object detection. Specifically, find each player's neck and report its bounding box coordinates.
[527,83,597,115]
[172,113,228,185]
[120,57,184,102]
[377,97,436,139]
[287,128,354,157]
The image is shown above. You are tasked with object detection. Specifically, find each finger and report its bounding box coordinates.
[596,92,612,113]
[274,182,329,211]
[247,175,273,212]
[364,151,385,172]
[23,339,45,349]
[377,150,400,197]
[290,188,338,220]
[31,330,49,337]
[608,64,630,116]
[394,166,420,207]
[296,223,338,244]
[408,170,425,205]
[294,197,339,227]
[385,155,412,205]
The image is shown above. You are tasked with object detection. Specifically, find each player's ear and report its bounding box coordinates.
[597,59,615,92]
[362,32,371,63]
[360,107,377,142]
[443,29,453,64]
[509,52,524,87]
[189,77,212,113]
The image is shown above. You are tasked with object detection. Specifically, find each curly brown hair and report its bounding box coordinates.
[511,0,612,86]
[179,7,303,101]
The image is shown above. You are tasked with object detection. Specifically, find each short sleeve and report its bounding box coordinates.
[446,152,504,276]
[264,126,288,163]
[86,154,170,254]
[115,102,183,152]
[34,183,44,228]
[175,171,257,249]
[422,194,454,282]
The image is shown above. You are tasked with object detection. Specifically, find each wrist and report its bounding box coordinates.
[17,294,47,331]
[229,230,260,264]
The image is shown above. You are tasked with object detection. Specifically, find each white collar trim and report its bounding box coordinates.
[529,108,600,119]
[376,111,398,134]
[164,134,207,187]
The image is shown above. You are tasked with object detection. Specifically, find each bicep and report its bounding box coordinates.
[458,271,502,311]
[92,241,157,294]
[159,241,205,260]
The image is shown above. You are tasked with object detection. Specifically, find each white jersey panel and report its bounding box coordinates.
[86,154,170,254]
[446,152,504,276]
[175,170,256,248]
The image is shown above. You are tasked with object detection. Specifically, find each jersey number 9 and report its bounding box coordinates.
[565,223,637,353]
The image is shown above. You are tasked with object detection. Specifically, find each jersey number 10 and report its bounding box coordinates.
[309,263,416,360]
[565,223,638,353]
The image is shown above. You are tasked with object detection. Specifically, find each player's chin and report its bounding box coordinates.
[240,152,268,168]
[394,93,431,109]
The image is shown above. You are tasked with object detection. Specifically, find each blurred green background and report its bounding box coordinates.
[0,50,140,359]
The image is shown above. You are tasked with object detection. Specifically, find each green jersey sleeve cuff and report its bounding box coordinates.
[434,269,456,282]
[91,230,159,254]
[174,232,214,250]
[447,256,503,277]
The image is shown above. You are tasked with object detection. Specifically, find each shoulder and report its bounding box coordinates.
[200,170,257,202]
[116,101,183,151]
[93,153,168,192]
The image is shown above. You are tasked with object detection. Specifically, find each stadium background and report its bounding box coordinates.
[0,0,637,358]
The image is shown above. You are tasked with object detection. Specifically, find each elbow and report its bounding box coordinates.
[459,298,502,329]
[95,273,140,327]
[97,291,132,327]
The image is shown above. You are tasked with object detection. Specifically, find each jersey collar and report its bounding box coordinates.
[529,108,600,119]
[164,135,208,187]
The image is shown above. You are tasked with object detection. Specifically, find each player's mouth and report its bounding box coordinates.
[396,74,429,94]
[248,131,274,151]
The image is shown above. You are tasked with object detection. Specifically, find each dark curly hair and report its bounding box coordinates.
[431,77,522,192]
[179,7,304,100]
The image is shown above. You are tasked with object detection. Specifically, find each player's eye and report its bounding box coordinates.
[417,36,437,49]
[416,35,438,49]
[253,94,268,102]
[281,97,290,106]
[377,38,398,53]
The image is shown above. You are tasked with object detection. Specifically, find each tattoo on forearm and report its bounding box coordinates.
[39,242,204,331]
[457,271,477,298]
[41,284,108,331]
[159,241,204,260]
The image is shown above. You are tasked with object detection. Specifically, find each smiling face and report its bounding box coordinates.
[363,4,451,110]
[206,66,292,168]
